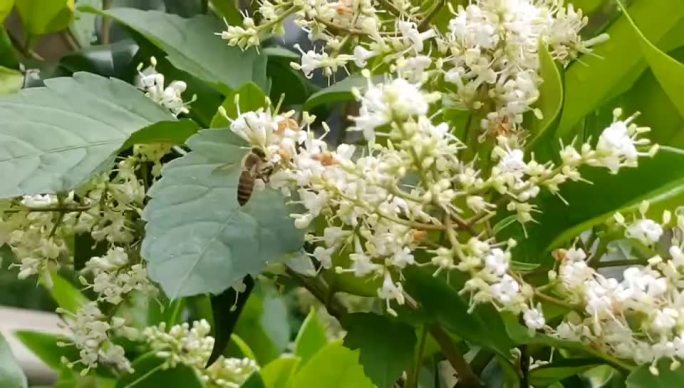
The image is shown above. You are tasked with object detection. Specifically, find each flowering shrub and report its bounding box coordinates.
[2,0,684,387]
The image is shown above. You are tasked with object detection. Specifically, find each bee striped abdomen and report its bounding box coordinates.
[237,168,255,206]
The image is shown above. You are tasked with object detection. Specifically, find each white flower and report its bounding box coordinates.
[523,307,546,330]
[397,21,435,52]
[312,246,334,269]
[230,110,278,148]
[490,274,520,304]
[353,46,376,67]
[484,248,509,277]
[626,219,663,245]
[20,194,59,208]
[377,272,405,315]
[349,252,381,277]
[651,308,679,333]
[595,120,639,173]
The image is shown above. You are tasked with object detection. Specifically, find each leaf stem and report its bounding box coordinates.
[406,325,428,388]
[429,325,481,387]
[101,0,113,45]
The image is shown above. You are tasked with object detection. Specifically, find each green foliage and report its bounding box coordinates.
[618,1,684,119]
[47,271,89,313]
[0,66,23,95]
[82,7,269,94]
[15,0,74,37]
[260,356,300,388]
[403,268,515,357]
[343,313,417,388]
[556,0,684,138]
[527,43,563,148]
[14,331,76,370]
[0,0,13,23]
[0,72,175,199]
[504,147,684,261]
[233,284,291,365]
[210,83,266,128]
[142,129,304,297]
[116,353,204,388]
[0,332,27,388]
[627,360,684,387]
[303,75,367,111]
[289,341,374,388]
[293,309,329,366]
[124,119,200,147]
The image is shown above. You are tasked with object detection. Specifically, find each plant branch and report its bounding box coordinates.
[101,0,113,45]
[429,325,481,387]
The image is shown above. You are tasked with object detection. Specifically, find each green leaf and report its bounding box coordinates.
[0,66,23,96]
[627,359,684,388]
[0,28,20,69]
[210,83,266,128]
[242,372,267,388]
[47,271,89,314]
[207,277,254,366]
[294,309,329,366]
[16,0,74,36]
[618,1,684,119]
[303,75,366,111]
[0,72,175,199]
[402,268,514,357]
[116,354,203,388]
[290,341,374,388]
[556,0,684,138]
[14,331,75,370]
[527,43,563,148]
[342,313,416,388]
[504,147,684,261]
[233,284,290,365]
[209,0,241,25]
[124,119,200,147]
[0,332,27,388]
[58,40,139,79]
[0,0,13,23]
[260,356,300,388]
[82,6,268,93]
[529,359,601,386]
[142,129,304,298]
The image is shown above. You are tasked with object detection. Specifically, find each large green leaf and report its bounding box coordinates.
[342,313,416,388]
[0,0,13,23]
[47,271,89,314]
[0,72,175,199]
[627,360,684,388]
[16,0,73,37]
[260,356,300,388]
[294,309,329,366]
[503,147,684,262]
[618,1,684,119]
[116,353,203,388]
[402,268,515,357]
[0,332,27,388]
[233,283,290,365]
[14,331,76,370]
[556,0,684,138]
[290,341,374,388]
[82,6,268,93]
[527,43,563,148]
[303,75,366,111]
[210,83,266,128]
[142,129,304,297]
[529,359,601,386]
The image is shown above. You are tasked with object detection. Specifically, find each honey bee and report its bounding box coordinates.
[237,147,274,206]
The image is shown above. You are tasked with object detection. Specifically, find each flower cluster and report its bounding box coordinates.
[58,302,137,374]
[547,203,684,373]
[225,78,653,319]
[220,0,605,137]
[144,320,258,387]
[80,247,156,305]
[136,56,194,117]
